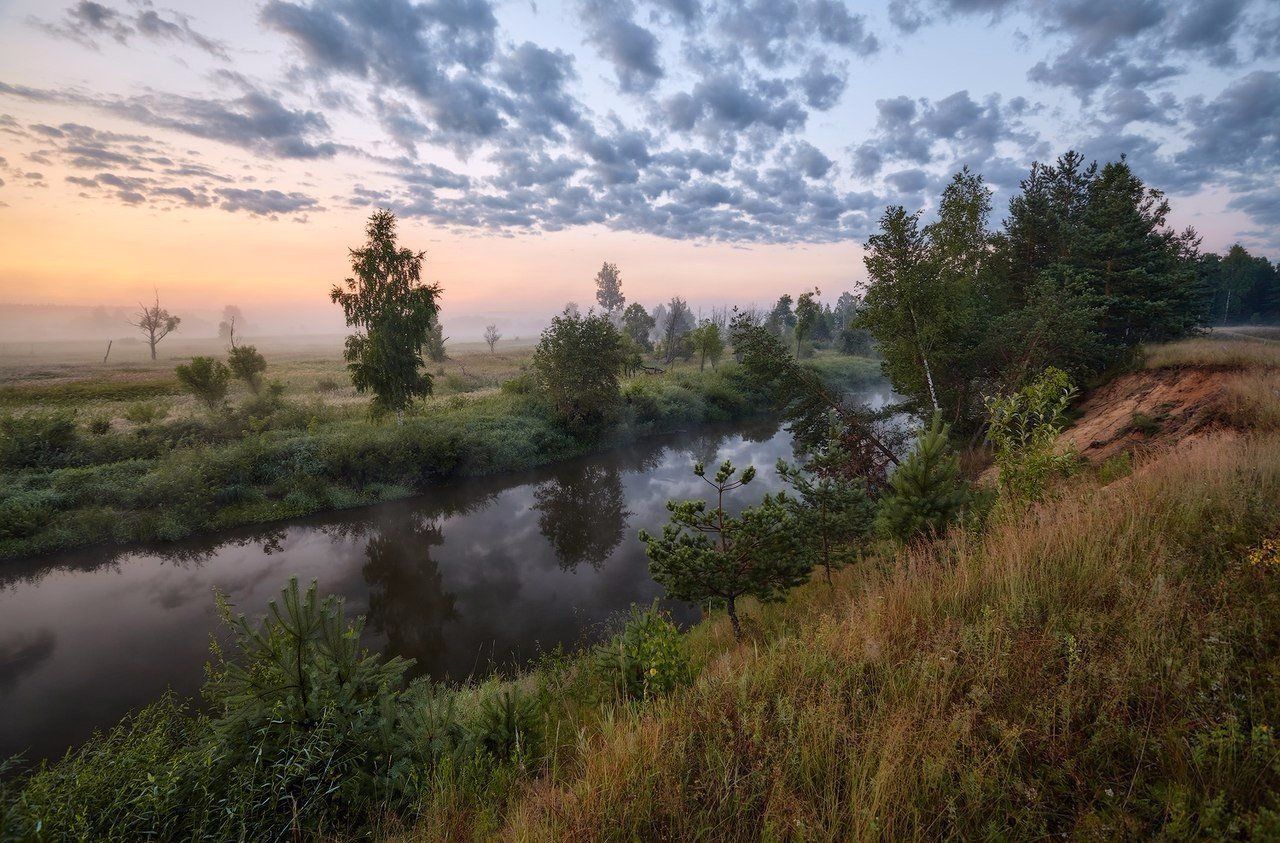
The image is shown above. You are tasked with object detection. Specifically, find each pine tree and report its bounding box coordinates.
[777,439,875,585]
[875,415,970,542]
[1075,157,1201,345]
[640,461,809,640]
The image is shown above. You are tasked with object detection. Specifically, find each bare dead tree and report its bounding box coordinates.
[129,291,181,360]
[484,324,502,352]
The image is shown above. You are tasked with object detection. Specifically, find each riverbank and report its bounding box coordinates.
[0,351,880,559]
[3,337,1278,838]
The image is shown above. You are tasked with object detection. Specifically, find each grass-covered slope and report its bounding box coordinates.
[459,338,1280,840]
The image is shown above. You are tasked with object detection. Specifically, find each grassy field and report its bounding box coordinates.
[0,335,538,426]
[0,336,881,559]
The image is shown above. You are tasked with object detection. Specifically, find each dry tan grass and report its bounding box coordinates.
[1144,333,1280,370]
[493,431,1280,840]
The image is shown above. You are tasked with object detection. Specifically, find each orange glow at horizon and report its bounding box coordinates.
[0,193,868,317]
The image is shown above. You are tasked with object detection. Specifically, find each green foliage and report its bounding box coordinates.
[594,261,625,316]
[731,314,899,483]
[175,356,231,411]
[777,438,876,584]
[86,414,112,435]
[860,153,1204,432]
[875,414,970,542]
[470,688,540,762]
[621,302,656,351]
[688,321,725,371]
[1097,452,1133,484]
[640,460,809,639]
[204,577,421,819]
[532,307,626,434]
[793,288,822,355]
[331,210,442,414]
[227,344,267,394]
[0,410,78,469]
[124,400,169,426]
[985,367,1078,501]
[593,604,693,700]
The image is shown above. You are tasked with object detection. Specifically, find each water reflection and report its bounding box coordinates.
[534,464,630,570]
[360,516,458,679]
[0,402,892,762]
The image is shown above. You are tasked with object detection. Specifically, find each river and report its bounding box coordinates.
[0,383,892,761]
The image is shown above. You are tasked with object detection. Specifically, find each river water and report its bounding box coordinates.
[0,385,891,761]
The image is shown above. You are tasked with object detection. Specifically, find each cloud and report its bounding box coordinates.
[1176,70,1280,185]
[215,187,320,215]
[580,1,664,94]
[31,1,229,59]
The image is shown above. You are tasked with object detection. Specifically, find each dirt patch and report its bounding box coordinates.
[1060,366,1235,465]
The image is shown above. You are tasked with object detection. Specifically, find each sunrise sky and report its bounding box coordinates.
[1,0,1277,336]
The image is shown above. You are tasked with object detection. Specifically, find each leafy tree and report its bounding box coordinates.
[658,296,694,363]
[130,292,180,360]
[793,288,822,356]
[766,294,796,339]
[331,210,442,416]
[777,439,875,585]
[875,414,970,542]
[640,461,808,639]
[689,321,725,370]
[621,302,656,351]
[985,367,1078,501]
[860,206,945,415]
[532,307,627,433]
[731,312,900,485]
[484,324,502,353]
[227,345,267,394]
[217,305,244,341]
[175,356,231,411]
[594,261,625,318]
[425,316,448,363]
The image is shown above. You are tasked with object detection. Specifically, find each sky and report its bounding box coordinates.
[0,0,1277,337]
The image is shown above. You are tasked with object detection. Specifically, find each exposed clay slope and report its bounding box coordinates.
[1060,365,1235,464]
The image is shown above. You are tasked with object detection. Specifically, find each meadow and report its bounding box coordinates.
[0,335,880,559]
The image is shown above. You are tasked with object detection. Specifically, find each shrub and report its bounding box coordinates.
[227,345,267,394]
[593,604,692,700]
[469,688,540,762]
[985,367,1078,501]
[176,357,232,412]
[315,377,341,393]
[0,410,79,469]
[875,414,970,542]
[0,491,56,539]
[86,414,112,435]
[124,401,169,426]
[204,578,424,828]
[532,309,627,434]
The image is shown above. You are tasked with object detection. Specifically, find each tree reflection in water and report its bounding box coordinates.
[533,464,630,571]
[359,516,459,680]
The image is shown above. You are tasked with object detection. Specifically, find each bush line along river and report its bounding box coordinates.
[0,380,894,762]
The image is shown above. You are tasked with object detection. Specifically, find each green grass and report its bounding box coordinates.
[0,354,879,559]
[0,377,179,405]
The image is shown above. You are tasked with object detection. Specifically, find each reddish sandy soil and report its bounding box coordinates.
[1059,366,1237,465]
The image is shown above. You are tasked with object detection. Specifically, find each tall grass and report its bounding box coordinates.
[499,433,1280,839]
[1144,335,1280,370]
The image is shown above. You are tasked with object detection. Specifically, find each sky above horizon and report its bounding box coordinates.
[1,0,1278,335]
